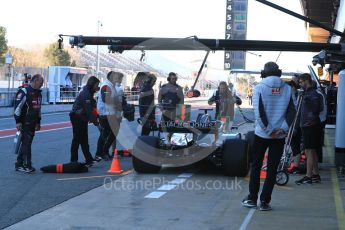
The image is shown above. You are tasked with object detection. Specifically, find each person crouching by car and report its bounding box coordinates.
[139,73,157,135]
[95,71,125,161]
[69,76,100,167]
[208,81,235,133]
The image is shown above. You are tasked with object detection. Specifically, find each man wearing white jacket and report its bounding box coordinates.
[95,71,124,161]
[242,62,296,211]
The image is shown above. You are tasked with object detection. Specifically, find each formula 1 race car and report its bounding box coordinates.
[132,108,252,177]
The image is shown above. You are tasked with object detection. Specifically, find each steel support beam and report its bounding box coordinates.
[64,35,344,53]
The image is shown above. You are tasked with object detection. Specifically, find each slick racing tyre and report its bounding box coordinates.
[132,136,162,173]
[245,131,255,163]
[222,139,249,177]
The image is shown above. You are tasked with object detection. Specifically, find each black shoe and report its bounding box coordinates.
[259,202,272,211]
[241,196,257,208]
[101,154,111,161]
[85,157,101,166]
[295,176,312,185]
[25,165,36,173]
[311,174,321,183]
[15,163,27,172]
[94,155,103,162]
[84,161,94,167]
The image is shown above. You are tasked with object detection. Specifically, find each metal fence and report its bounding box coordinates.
[0,63,141,106]
[0,89,17,107]
[0,89,140,107]
[0,66,48,82]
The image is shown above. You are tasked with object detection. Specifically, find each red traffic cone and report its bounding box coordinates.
[122,149,131,157]
[260,153,268,179]
[260,170,267,179]
[108,150,123,174]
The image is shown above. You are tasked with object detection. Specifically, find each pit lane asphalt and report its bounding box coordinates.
[0,105,255,229]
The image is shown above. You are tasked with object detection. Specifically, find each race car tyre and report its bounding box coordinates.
[132,136,162,173]
[245,131,255,163]
[276,170,289,186]
[222,139,249,177]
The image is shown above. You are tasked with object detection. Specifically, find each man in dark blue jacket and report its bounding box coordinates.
[295,73,324,185]
[139,74,157,135]
[69,76,100,167]
[14,74,44,173]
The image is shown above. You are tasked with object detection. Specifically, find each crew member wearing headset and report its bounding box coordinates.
[242,62,296,211]
[158,72,184,143]
[158,72,184,122]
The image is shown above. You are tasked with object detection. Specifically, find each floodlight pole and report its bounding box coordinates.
[96,20,102,77]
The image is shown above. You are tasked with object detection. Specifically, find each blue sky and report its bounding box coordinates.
[0,0,315,73]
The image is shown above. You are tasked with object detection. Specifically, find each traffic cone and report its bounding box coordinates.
[121,149,131,157]
[260,170,267,179]
[260,153,268,179]
[108,149,123,174]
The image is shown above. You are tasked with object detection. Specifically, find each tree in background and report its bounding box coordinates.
[0,26,8,64]
[70,60,77,67]
[230,74,258,97]
[44,43,71,66]
[236,75,249,96]
[66,47,82,67]
[9,45,49,67]
[9,47,30,66]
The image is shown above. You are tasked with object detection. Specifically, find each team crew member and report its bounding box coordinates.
[242,62,295,211]
[158,72,184,122]
[313,80,327,165]
[14,74,44,173]
[139,73,157,135]
[208,81,235,133]
[70,76,100,167]
[295,73,324,185]
[95,71,125,160]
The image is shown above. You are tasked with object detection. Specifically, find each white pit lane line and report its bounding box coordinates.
[169,178,187,185]
[177,173,193,178]
[144,191,167,199]
[239,208,256,230]
[157,184,178,191]
[144,171,256,229]
[145,173,193,199]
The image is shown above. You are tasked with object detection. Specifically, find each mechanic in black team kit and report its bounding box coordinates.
[139,73,157,135]
[69,76,100,167]
[158,72,184,142]
[14,74,44,173]
[158,72,184,122]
